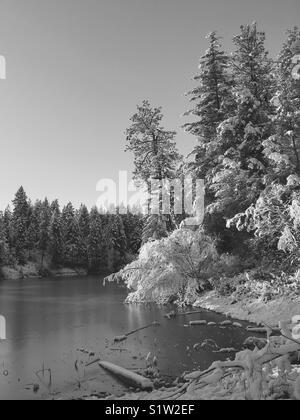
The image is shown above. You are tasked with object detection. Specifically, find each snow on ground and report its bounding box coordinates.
[85,365,300,401]
[194,291,300,326]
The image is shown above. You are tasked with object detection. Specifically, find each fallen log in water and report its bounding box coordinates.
[165,310,205,319]
[178,310,204,316]
[113,321,160,343]
[189,320,207,326]
[220,320,232,327]
[113,335,127,343]
[98,361,154,390]
[246,326,280,334]
[126,321,160,337]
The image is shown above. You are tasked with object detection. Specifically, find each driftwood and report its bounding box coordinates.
[246,326,280,334]
[113,321,160,343]
[177,310,205,317]
[190,320,207,326]
[126,321,160,337]
[98,361,154,390]
[113,335,127,343]
[220,320,232,327]
[165,310,208,319]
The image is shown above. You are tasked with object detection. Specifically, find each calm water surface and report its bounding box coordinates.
[0,276,254,400]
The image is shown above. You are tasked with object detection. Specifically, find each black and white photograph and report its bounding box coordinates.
[0,0,300,404]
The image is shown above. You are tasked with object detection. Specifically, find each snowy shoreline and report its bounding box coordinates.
[193,291,300,326]
[81,292,300,401]
[0,264,88,281]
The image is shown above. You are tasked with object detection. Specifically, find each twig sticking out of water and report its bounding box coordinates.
[113,321,160,343]
[35,367,52,390]
[126,321,160,337]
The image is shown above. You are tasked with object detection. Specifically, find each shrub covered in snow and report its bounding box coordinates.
[216,270,300,301]
[107,229,219,305]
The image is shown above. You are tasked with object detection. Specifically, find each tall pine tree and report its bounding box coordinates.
[126,101,181,243]
[0,212,9,265]
[87,207,105,273]
[48,207,63,266]
[184,31,234,183]
[109,211,127,270]
[262,27,300,181]
[208,24,275,252]
[11,187,29,264]
[61,203,82,267]
[77,204,90,267]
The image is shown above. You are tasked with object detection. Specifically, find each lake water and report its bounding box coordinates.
[0,276,255,400]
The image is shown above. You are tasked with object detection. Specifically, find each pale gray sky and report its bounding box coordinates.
[0,0,299,209]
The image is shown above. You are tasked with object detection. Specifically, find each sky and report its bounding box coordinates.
[0,0,299,209]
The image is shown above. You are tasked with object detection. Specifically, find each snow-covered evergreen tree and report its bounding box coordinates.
[3,206,12,249]
[87,207,105,273]
[126,101,181,243]
[262,27,300,181]
[11,186,30,264]
[0,188,143,272]
[26,200,41,257]
[184,31,234,183]
[108,211,127,270]
[210,23,275,222]
[122,210,143,254]
[38,207,50,269]
[228,28,300,262]
[50,199,60,214]
[61,203,82,267]
[77,204,90,267]
[78,204,90,239]
[48,207,63,266]
[0,212,9,265]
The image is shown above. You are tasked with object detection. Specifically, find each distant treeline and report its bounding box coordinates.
[0,187,143,274]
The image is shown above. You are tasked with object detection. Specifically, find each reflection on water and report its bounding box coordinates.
[0,276,253,400]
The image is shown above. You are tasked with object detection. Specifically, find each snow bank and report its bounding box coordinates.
[193,291,300,326]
